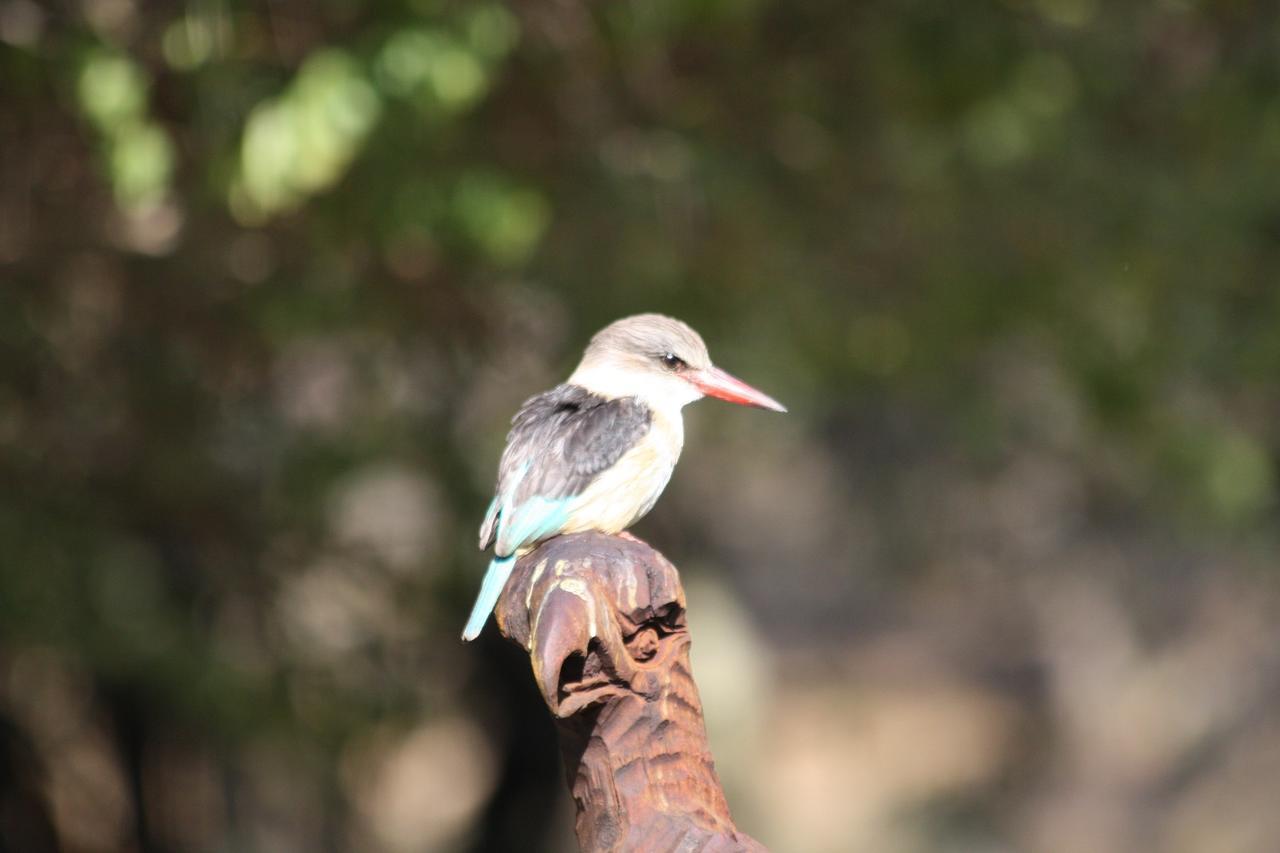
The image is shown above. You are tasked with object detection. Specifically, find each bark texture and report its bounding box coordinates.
[494,532,765,853]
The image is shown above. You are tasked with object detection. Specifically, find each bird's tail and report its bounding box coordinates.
[461,554,517,641]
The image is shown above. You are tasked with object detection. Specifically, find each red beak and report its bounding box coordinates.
[687,367,787,412]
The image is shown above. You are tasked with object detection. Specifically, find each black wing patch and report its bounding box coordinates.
[478,385,652,550]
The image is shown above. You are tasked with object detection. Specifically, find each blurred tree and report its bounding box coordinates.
[2,0,1279,851]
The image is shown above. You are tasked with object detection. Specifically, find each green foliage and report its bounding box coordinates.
[77,48,175,206]
[233,49,382,219]
[3,0,1280,849]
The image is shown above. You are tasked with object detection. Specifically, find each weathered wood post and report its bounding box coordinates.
[493,531,765,853]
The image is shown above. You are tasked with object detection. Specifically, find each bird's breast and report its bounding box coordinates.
[562,410,683,536]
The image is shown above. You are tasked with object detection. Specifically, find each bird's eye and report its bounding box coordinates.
[659,352,685,371]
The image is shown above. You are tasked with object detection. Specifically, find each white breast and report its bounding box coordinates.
[562,409,684,536]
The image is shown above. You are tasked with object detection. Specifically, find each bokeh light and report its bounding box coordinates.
[4,1,1280,851]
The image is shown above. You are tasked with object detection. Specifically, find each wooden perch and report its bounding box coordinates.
[494,531,766,853]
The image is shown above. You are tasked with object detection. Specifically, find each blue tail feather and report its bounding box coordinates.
[464,495,572,641]
[461,554,517,641]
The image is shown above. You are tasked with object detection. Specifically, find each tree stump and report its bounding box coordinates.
[494,531,766,853]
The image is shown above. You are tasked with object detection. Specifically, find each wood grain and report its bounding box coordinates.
[494,532,766,853]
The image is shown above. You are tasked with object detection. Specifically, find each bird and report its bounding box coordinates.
[461,314,786,641]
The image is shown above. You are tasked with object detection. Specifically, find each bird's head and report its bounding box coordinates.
[568,314,786,414]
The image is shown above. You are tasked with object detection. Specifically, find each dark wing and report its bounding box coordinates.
[478,385,652,553]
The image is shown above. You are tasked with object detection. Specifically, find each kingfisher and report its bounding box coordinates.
[461,314,786,641]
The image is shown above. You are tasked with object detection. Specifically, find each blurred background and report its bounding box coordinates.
[3,1,1280,851]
